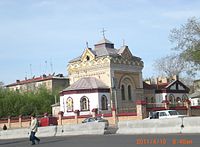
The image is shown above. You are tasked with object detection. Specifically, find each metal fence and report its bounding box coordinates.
[117,107,137,113]
[169,102,185,108]
[146,103,165,108]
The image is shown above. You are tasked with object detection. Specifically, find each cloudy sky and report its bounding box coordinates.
[0,0,200,85]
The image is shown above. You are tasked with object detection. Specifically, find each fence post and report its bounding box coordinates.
[58,111,64,125]
[163,100,169,110]
[8,116,11,129]
[112,108,118,125]
[19,115,22,128]
[74,110,80,124]
[136,100,146,119]
[92,108,98,117]
[184,100,191,116]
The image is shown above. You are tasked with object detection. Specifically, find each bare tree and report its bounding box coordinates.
[170,17,200,65]
[154,54,187,78]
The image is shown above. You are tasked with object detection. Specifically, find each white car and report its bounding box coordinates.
[147,110,186,119]
[82,116,109,128]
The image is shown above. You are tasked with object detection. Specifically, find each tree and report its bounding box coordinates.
[154,54,189,78]
[170,17,200,66]
[0,81,4,87]
[0,87,55,118]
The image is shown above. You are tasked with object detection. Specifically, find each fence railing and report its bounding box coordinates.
[117,107,137,113]
[169,102,185,108]
[146,103,165,108]
[146,102,188,108]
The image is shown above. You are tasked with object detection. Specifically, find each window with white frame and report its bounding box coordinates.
[80,96,90,111]
[66,97,73,112]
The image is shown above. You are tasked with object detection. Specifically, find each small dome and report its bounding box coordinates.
[95,38,113,45]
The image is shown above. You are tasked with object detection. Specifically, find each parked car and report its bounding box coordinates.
[82,116,109,128]
[146,110,186,119]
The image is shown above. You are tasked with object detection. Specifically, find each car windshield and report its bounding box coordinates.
[94,117,102,120]
[169,111,179,116]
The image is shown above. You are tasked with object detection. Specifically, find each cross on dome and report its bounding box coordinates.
[101,28,106,38]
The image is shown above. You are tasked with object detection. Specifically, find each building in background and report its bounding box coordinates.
[144,76,190,105]
[6,74,69,93]
[189,79,200,106]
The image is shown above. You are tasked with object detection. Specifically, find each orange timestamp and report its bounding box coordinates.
[172,138,192,145]
[136,138,193,145]
[136,138,166,145]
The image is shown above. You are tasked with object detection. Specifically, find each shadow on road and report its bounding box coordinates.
[0,139,27,146]
[104,126,118,135]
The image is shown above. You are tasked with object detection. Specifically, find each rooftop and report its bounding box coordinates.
[69,38,142,63]
[62,77,109,91]
[6,74,68,87]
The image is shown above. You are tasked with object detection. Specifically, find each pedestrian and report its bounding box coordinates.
[30,113,40,145]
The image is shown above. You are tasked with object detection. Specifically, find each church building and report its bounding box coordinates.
[60,37,144,116]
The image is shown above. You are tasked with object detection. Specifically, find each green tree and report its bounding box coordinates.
[0,87,55,118]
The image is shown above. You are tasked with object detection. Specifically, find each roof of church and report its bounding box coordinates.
[62,77,109,91]
[69,38,142,63]
[95,38,113,45]
[94,47,118,56]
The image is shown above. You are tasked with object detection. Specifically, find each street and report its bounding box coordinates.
[0,134,199,147]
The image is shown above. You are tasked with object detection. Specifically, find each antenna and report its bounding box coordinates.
[25,71,28,80]
[50,59,53,74]
[86,41,89,48]
[29,64,32,78]
[123,39,125,46]
[39,63,42,76]
[45,60,47,74]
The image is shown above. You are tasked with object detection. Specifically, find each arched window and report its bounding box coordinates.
[128,85,132,100]
[80,96,90,111]
[86,56,90,61]
[151,97,154,103]
[182,95,188,101]
[121,85,125,100]
[145,97,148,103]
[169,94,175,104]
[176,97,181,103]
[120,75,136,101]
[66,97,73,112]
[198,99,200,105]
[101,95,108,110]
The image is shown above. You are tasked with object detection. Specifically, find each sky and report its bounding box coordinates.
[0,0,200,85]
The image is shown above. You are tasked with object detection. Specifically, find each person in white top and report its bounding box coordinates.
[30,114,40,145]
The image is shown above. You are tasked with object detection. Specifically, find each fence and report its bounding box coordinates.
[2,100,200,130]
[145,101,200,117]
[0,101,147,129]
[146,103,165,108]
[117,107,137,113]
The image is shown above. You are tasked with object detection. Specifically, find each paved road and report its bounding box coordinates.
[0,134,199,147]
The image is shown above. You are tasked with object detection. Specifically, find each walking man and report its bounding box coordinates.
[30,114,40,145]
